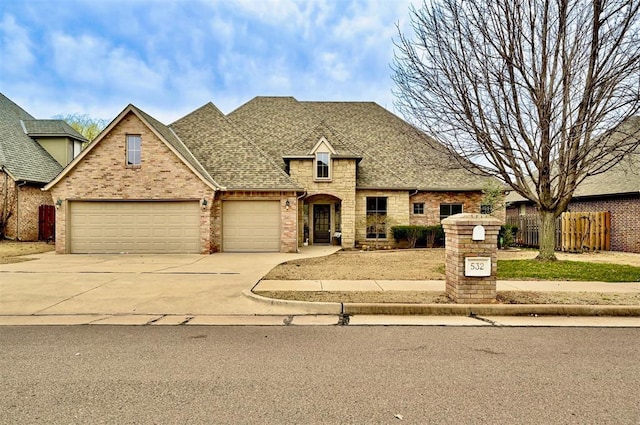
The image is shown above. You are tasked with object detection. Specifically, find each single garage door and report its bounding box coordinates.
[69,201,200,254]
[223,201,280,252]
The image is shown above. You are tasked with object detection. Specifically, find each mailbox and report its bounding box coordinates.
[472,225,485,241]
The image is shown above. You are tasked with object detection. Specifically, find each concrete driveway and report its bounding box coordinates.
[0,246,341,318]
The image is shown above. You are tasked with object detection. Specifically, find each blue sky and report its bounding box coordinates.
[1,0,418,123]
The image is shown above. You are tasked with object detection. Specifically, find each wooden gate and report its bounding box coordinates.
[560,211,610,252]
[38,204,55,241]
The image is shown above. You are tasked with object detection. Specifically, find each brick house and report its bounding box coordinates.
[0,93,87,241]
[506,117,640,253]
[45,97,501,254]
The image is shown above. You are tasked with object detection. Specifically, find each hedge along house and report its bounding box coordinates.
[45,96,499,254]
[0,93,87,241]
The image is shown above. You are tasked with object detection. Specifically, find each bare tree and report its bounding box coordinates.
[393,0,640,260]
[0,171,16,239]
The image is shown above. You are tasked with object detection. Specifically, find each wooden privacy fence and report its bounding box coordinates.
[560,211,610,252]
[507,212,610,252]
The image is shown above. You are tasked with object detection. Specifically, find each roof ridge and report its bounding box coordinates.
[220,105,302,188]
[300,102,412,187]
[131,105,221,189]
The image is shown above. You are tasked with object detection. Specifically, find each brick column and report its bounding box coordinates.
[441,213,501,303]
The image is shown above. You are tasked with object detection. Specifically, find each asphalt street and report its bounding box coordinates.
[2,326,639,424]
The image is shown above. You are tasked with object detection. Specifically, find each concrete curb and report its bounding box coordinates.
[248,290,640,317]
[343,303,640,317]
[242,290,342,314]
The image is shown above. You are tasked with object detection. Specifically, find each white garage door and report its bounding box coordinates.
[223,201,280,252]
[69,201,200,254]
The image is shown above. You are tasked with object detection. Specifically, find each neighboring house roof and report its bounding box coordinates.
[228,97,495,190]
[0,93,63,184]
[506,117,640,204]
[45,104,220,191]
[21,119,88,142]
[170,103,302,190]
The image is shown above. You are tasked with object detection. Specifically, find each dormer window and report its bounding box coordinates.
[316,152,330,179]
[126,134,141,166]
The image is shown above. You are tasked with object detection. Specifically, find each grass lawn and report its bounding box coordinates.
[497,260,640,282]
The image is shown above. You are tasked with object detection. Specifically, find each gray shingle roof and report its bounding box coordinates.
[227,97,494,190]
[170,103,301,190]
[0,93,62,184]
[22,119,88,142]
[506,117,640,203]
[132,106,219,188]
[572,116,640,198]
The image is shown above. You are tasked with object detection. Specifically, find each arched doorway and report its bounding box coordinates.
[302,194,342,246]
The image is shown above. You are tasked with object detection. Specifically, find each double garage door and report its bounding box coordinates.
[68,200,282,254]
[222,201,281,252]
[69,201,200,254]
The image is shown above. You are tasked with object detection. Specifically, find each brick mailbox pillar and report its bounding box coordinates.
[441,213,502,303]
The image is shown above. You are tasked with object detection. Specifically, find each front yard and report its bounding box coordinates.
[259,248,640,305]
[0,241,54,264]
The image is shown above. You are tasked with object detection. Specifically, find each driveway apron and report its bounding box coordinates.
[0,247,340,316]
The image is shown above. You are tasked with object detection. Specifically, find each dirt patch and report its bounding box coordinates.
[255,290,640,305]
[0,240,55,264]
[262,248,640,305]
[264,249,447,280]
[264,248,640,280]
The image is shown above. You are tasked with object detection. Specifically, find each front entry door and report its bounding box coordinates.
[313,204,331,244]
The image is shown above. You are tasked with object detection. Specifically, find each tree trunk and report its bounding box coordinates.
[537,209,558,261]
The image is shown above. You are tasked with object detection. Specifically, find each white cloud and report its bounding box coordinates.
[0,14,36,75]
[50,31,165,93]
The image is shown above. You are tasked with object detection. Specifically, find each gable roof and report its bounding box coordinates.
[45,104,220,191]
[228,96,494,190]
[170,102,302,190]
[0,93,63,184]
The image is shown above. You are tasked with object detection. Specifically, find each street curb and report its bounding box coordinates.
[343,303,640,317]
[247,290,640,317]
[242,290,342,314]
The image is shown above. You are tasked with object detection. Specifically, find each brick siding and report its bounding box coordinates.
[569,196,640,253]
[410,191,505,227]
[0,171,53,241]
[49,111,214,254]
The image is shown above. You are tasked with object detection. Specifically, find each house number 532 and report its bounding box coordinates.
[464,257,491,277]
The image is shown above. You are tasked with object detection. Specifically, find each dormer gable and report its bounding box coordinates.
[309,136,337,156]
[310,136,335,180]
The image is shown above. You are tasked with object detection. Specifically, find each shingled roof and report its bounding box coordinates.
[571,116,640,198]
[22,119,88,142]
[228,97,494,190]
[0,93,63,184]
[171,103,301,190]
[506,116,640,203]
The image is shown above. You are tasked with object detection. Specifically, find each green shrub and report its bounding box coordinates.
[499,224,518,248]
[392,225,444,248]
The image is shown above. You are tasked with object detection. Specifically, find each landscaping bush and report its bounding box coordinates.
[392,225,444,248]
[499,224,518,248]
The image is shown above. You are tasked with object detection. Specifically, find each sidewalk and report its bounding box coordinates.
[249,278,640,319]
[253,279,640,293]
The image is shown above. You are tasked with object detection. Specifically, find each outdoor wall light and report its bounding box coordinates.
[201,198,208,208]
[55,199,62,209]
[285,200,291,210]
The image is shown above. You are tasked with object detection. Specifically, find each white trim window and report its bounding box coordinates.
[315,152,330,180]
[126,134,141,166]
